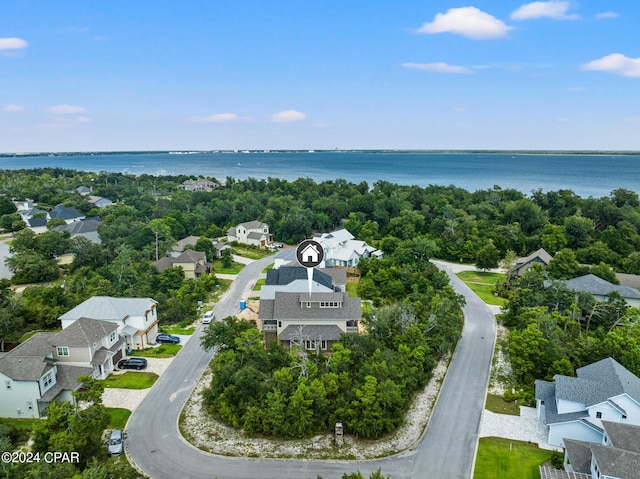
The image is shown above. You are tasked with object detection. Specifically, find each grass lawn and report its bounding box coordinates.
[103,372,159,389]
[253,278,266,291]
[231,245,275,260]
[212,260,245,274]
[457,271,507,306]
[160,325,195,335]
[346,282,359,298]
[19,329,59,343]
[262,263,274,273]
[132,344,182,358]
[106,407,132,429]
[485,393,520,416]
[474,437,554,479]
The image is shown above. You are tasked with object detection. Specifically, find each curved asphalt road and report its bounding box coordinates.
[127,258,496,479]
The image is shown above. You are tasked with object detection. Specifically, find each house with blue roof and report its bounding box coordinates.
[536,357,640,447]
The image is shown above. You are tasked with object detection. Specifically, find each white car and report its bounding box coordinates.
[202,310,215,324]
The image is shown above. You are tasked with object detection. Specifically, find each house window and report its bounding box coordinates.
[42,372,53,388]
[278,321,282,328]
[623,414,627,419]
[57,346,69,357]
[305,302,311,308]
[5,380,11,390]
[109,331,117,343]
[596,411,602,419]
[320,301,340,308]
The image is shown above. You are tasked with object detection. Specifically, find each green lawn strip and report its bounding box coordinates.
[474,437,554,479]
[456,271,507,306]
[103,372,159,389]
[132,344,182,358]
[160,325,195,335]
[346,283,359,298]
[253,278,266,291]
[262,263,274,273]
[212,260,245,274]
[19,329,59,343]
[105,407,132,429]
[230,246,275,260]
[485,393,520,416]
[361,300,373,316]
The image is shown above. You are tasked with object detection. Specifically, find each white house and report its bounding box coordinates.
[561,274,640,308]
[535,357,640,448]
[0,318,125,419]
[315,229,380,268]
[227,220,272,247]
[59,296,159,350]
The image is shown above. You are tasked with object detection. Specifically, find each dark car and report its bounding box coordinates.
[117,357,148,370]
[156,333,180,344]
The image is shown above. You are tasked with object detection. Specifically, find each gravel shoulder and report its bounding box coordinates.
[180,356,450,459]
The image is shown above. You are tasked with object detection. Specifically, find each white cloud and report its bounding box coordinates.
[595,12,618,19]
[2,104,25,112]
[511,1,579,20]
[189,113,239,123]
[271,110,306,123]
[48,104,86,114]
[402,62,473,74]
[0,37,28,50]
[581,53,640,77]
[417,7,513,40]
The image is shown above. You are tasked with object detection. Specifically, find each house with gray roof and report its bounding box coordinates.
[0,317,125,419]
[47,204,85,224]
[55,217,102,244]
[259,266,360,350]
[561,274,640,308]
[559,421,640,478]
[227,220,272,247]
[59,296,159,350]
[535,357,640,447]
[156,249,210,280]
[315,228,381,268]
[513,248,553,277]
[88,195,113,208]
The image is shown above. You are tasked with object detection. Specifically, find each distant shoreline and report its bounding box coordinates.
[1,149,640,158]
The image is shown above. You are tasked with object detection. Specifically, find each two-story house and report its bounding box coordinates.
[535,357,640,448]
[258,266,360,350]
[227,220,272,247]
[315,229,381,268]
[0,318,125,419]
[59,296,159,350]
[156,249,211,279]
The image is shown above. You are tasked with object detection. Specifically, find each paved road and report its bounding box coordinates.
[0,239,12,279]
[126,259,496,479]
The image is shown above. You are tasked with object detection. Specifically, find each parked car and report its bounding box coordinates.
[202,310,215,324]
[107,429,124,456]
[117,357,148,370]
[156,333,180,344]
[274,242,283,248]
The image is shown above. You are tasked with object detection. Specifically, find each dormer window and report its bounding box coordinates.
[57,346,69,357]
[109,331,117,343]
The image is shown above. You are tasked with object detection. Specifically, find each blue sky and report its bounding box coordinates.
[1,1,639,151]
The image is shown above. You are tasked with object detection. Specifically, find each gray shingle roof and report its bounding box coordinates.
[48,317,118,347]
[49,204,84,220]
[0,332,56,381]
[38,364,92,403]
[279,325,343,341]
[565,274,640,299]
[577,357,640,404]
[516,248,553,267]
[602,421,640,454]
[59,296,157,322]
[238,220,268,230]
[173,236,201,252]
[55,218,102,235]
[535,379,588,425]
[27,217,47,227]
[591,443,640,479]
[270,291,360,321]
[563,439,593,474]
[266,266,335,290]
[554,374,611,408]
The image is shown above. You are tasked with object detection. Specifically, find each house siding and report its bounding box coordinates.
[548,421,603,448]
[610,394,640,426]
[0,372,41,418]
[557,398,587,414]
[53,345,90,363]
